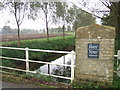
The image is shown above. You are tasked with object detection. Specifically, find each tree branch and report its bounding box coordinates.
[70,2,108,20]
[14,2,19,26]
[19,3,26,25]
[100,0,110,8]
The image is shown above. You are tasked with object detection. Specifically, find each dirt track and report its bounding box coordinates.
[1,33,69,42]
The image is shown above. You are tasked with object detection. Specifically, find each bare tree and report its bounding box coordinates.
[100,1,120,40]
[2,0,28,47]
[29,2,55,42]
[13,2,28,47]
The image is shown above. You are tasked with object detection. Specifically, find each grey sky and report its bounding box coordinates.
[0,0,109,30]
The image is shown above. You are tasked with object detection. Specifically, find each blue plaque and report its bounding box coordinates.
[88,43,99,58]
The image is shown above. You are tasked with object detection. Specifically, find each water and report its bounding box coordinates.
[35,51,75,75]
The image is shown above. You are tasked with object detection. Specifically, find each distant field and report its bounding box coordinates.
[1,33,70,42]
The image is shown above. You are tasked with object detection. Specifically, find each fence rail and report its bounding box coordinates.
[0,47,75,82]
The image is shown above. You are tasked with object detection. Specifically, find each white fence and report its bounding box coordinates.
[0,47,75,82]
[114,50,120,71]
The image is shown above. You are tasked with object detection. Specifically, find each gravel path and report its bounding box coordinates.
[2,81,43,88]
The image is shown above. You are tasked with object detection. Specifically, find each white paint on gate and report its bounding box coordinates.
[0,47,75,83]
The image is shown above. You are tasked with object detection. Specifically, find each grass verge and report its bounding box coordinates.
[1,72,71,88]
[1,73,57,88]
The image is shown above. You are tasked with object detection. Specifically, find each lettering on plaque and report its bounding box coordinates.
[88,43,99,58]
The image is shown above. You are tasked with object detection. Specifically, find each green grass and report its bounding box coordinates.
[1,73,57,88]
[2,36,74,46]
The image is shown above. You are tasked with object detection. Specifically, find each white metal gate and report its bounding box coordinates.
[0,47,75,82]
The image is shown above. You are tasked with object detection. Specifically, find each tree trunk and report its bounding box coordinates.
[46,18,49,42]
[45,10,49,42]
[62,24,65,40]
[115,2,120,50]
[62,19,66,40]
[17,24,20,47]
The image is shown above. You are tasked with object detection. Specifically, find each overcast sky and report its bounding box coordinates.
[0,0,109,30]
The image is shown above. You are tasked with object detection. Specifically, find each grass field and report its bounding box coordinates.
[1,33,71,42]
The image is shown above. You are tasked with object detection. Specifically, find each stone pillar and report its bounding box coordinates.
[75,24,115,84]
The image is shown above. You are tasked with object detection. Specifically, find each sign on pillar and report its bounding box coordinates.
[88,43,99,58]
[75,24,115,84]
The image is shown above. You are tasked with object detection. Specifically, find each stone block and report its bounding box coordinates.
[75,24,115,84]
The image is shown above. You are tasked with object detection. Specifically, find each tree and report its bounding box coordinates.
[67,5,95,31]
[98,1,119,48]
[71,0,120,50]
[102,2,120,50]
[97,1,120,50]
[54,2,68,39]
[29,2,55,42]
[2,1,28,47]
[101,1,120,39]
[2,26,12,34]
[13,2,28,47]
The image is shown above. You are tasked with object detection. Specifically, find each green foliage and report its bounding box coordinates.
[72,78,120,88]
[67,5,96,31]
[2,36,75,67]
[72,10,96,30]
[72,79,103,88]
[115,39,120,52]
[101,14,116,27]
[54,2,68,20]
[27,72,54,82]
[112,74,120,88]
